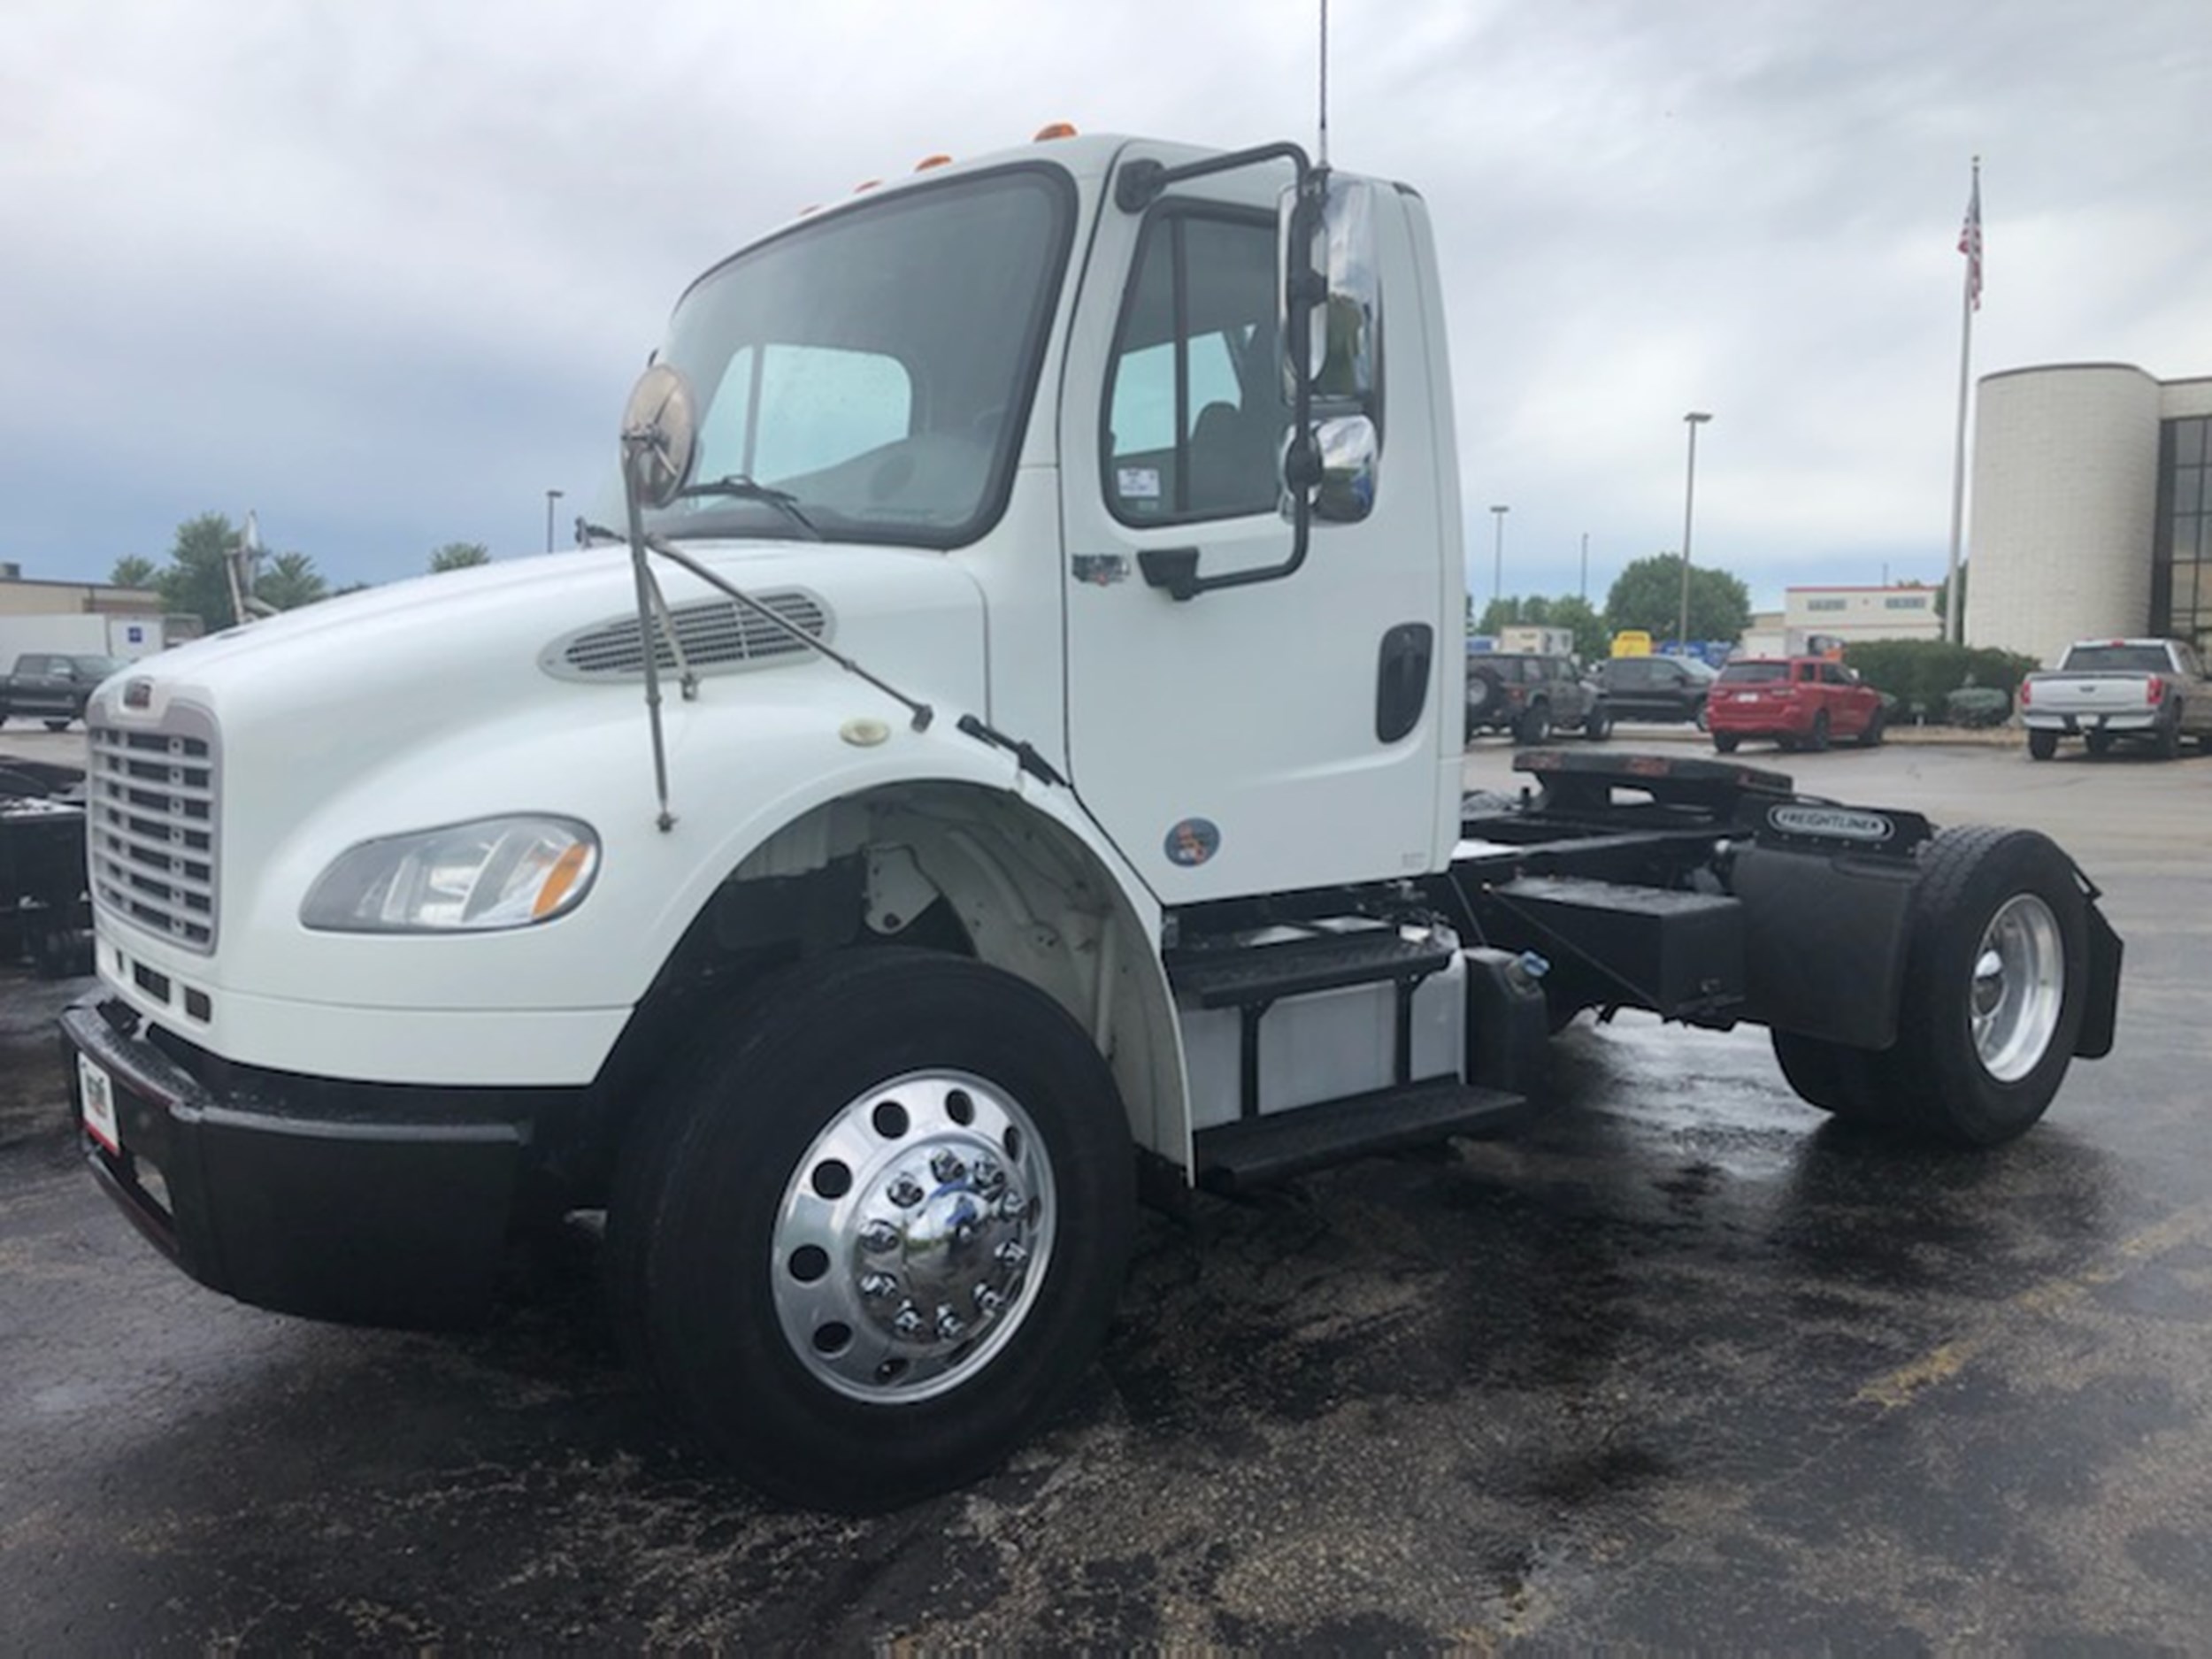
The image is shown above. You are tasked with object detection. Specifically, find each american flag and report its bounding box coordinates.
[1958,167,1983,311]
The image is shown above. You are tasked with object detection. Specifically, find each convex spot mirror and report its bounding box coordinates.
[620,363,699,510]
[1279,175,1381,407]
[1308,415,1379,523]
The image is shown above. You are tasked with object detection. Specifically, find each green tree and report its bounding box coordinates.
[153,512,247,628]
[1603,553,1751,645]
[1471,593,1606,660]
[257,551,329,611]
[148,513,330,626]
[109,555,158,590]
[430,541,491,572]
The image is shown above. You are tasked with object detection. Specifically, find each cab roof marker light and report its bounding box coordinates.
[916,154,954,171]
[855,179,880,193]
[1033,122,1078,141]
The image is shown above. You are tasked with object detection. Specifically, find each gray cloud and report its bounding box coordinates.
[4,0,2206,608]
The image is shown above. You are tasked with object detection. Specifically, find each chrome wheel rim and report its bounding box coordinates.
[1970,894,2064,1083]
[772,1070,1054,1403]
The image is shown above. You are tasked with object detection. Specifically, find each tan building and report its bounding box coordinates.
[1776,583,1943,654]
[0,561,187,662]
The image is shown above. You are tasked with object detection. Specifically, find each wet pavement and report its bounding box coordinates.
[4,733,2210,1648]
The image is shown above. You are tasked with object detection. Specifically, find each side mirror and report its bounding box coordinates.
[619,364,699,511]
[1310,415,1378,523]
[1280,176,1381,407]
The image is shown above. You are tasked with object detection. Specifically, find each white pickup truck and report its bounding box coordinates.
[2019,638,2212,761]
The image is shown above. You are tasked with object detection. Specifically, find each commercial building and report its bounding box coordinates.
[1966,364,2212,666]
[0,562,184,663]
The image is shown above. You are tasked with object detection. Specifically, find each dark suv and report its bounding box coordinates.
[0,653,124,731]
[1588,653,1717,726]
[1465,652,1609,744]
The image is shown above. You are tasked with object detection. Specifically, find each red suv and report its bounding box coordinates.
[1708,656,1886,753]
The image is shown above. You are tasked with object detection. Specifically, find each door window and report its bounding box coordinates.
[1102,211,1286,525]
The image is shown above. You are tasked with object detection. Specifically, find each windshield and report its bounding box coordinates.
[70,656,125,678]
[642,165,1074,549]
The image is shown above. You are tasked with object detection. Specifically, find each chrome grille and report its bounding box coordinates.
[88,712,219,954]
[541,591,831,681]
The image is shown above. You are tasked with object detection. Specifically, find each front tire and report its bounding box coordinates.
[610,951,1134,1511]
[2155,709,2184,760]
[1805,710,1832,753]
[1582,702,1612,741]
[2085,730,2114,757]
[1857,708,1886,748]
[1516,702,1553,745]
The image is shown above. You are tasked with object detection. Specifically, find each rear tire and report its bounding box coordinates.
[1805,710,1832,753]
[42,719,69,733]
[1712,732,1741,754]
[1884,826,2089,1145]
[1770,1030,1895,1125]
[1857,708,1886,748]
[2027,730,2058,762]
[609,950,1135,1511]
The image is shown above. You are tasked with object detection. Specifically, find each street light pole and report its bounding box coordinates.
[545,488,565,555]
[1677,412,1712,649]
[1488,504,1509,619]
[1579,531,1589,603]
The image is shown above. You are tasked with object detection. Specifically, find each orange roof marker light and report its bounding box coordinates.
[854,179,881,193]
[1033,122,1079,142]
[915,154,954,171]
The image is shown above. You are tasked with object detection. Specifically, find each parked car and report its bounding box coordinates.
[0,654,126,732]
[1588,654,1716,726]
[1707,656,1885,753]
[2018,638,2212,761]
[1465,652,1609,744]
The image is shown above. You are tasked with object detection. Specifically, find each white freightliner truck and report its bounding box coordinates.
[64,130,2122,1512]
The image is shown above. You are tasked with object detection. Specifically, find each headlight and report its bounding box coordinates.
[302,816,600,933]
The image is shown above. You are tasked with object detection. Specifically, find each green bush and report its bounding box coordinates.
[1842,640,2041,725]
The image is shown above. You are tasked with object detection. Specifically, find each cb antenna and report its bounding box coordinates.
[1317,0,1330,167]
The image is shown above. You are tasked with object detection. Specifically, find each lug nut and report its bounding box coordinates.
[930,1149,967,1185]
[995,1240,1028,1270]
[971,1156,1004,1193]
[972,1285,1005,1315]
[887,1174,925,1209]
[892,1302,926,1338]
[935,1306,967,1340]
[995,1191,1026,1223]
[860,1220,901,1254]
[859,1271,899,1301]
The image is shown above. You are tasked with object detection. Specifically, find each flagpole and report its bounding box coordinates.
[1944,157,1981,646]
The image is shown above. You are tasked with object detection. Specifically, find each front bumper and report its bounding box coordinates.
[61,994,582,1329]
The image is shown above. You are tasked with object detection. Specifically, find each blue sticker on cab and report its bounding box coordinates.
[1164,818,1221,867]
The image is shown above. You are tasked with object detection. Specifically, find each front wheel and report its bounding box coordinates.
[42,718,70,733]
[610,950,1135,1511]
[1582,703,1612,741]
[1516,702,1553,745]
[2085,730,2114,757]
[2155,709,2184,760]
[1805,710,1832,753]
[2027,729,2058,761]
[1857,708,1886,748]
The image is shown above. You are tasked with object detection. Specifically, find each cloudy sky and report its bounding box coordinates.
[4,0,2207,611]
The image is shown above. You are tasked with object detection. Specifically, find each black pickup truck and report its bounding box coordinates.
[0,653,124,731]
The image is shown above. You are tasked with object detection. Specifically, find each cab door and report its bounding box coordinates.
[1057,151,1450,903]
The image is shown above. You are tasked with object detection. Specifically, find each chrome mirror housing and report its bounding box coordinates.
[619,364,698,511]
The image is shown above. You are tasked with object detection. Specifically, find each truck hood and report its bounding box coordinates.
[94,541,989,747]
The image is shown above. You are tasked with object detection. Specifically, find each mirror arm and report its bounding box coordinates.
[1113,141,1311,213]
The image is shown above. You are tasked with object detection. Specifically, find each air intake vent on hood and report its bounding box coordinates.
[542,591,832,681]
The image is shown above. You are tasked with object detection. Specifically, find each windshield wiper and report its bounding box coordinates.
[669,474,823,540]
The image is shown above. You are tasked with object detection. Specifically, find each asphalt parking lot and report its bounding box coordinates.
[5,724,2211,1648]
